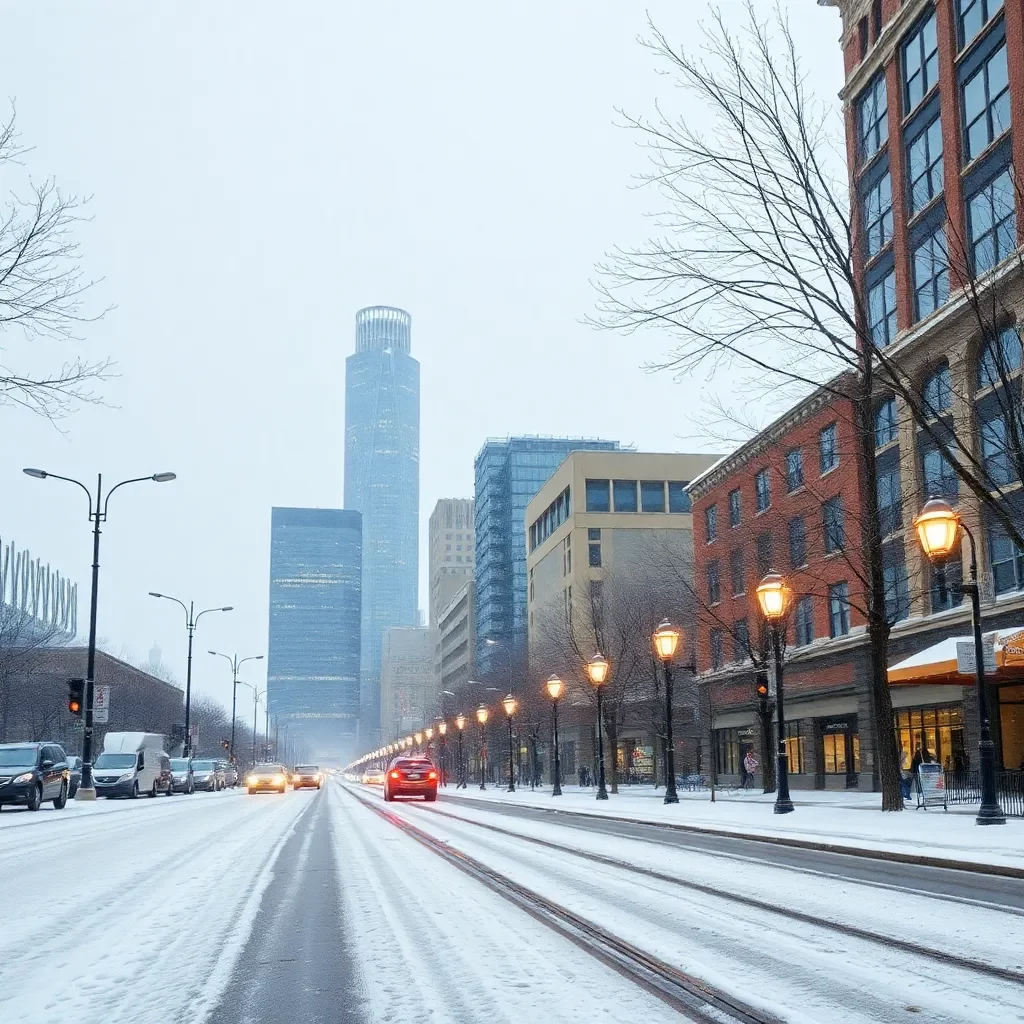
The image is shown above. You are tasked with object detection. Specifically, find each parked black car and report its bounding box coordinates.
[0,742,70,811]
[66,755,82,798]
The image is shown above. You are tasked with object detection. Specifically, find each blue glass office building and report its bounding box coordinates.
[344,306,420,743]
[267,507,362,755]
[474,437,619,678]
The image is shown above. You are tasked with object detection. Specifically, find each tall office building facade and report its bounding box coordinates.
[473,437,620,678]
[428,498,474,628]
[344,306,420,744]
[266,507,362,756]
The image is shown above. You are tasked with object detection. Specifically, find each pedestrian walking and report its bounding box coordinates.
[743,749,758,790]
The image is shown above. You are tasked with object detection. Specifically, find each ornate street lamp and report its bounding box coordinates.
[455,713,467,789]
[476,705,489,789]
[913,498,1005,824]
[502,693,517,792]
[756,571,795,814]
[585,653,610,800]
[652,619,682,805]
[546,675,564,796]
[437,720,448,786]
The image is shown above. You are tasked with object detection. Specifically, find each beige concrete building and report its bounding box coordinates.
[428,498,475,628]
[436,578,475,702]
[379,626,435,742]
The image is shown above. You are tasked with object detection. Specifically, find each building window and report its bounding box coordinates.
[705,505,718,543]
[756,532,773,578]
[819,423,838,474]
[640,480,666,513]
[822,728,860,776]
[877,464,903,536]
[988,522,1024,594]
[875,397,898,448]
[785,450,804,491]
[829,582,851,637]
[588,528,601,541]
[903,11,938,112]
[789,517,806,568]
[710,628,725,670]
[980,413,1015,485]
[957,0,1004,49]
[585,479,610,512]
[858,16,869,60]
[728,488,741,527]
[895,706,966,773]
[978,326,1023,389]
[732,618,749,663]
[785,722,806,775]
[754,468,771,512]
[868,270,897,347]
[863,171,893,257]
[715,727,739,774]
[913,227,949,320]
[962,41,1010,162]
[858,73,888,162]
[930,557,964,612]
[668,481,692,513]
[923,363,952,414]
[969,167,1017,276]
[884,562,911,622]
[588,543,602,567]
[613,479,637,512]
[922,447,960,499]
[730,548,745,597]
[823,496,845,553]
[794,596,814,647]
[906,114,943,214]
[708,561,721,605]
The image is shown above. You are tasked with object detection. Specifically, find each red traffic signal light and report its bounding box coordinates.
[756,678,769,699]
[67,678,84,716]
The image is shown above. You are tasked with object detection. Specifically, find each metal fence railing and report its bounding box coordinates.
[944,769,1024,817]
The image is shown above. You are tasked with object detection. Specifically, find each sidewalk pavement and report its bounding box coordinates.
[441,782,1024,873]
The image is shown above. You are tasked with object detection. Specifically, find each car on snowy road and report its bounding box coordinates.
[383,757,438,802]
[169,758,195,794]
[66,755,82,797]
[290,764,322,789]
[246,763,288,794]
[361,768,385,785]
[191,760,220,791]
[0,742,71,811]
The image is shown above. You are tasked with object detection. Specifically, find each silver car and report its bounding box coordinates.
[190,759,219,792]
[168,757,194,794]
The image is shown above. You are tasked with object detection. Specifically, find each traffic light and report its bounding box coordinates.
[67,678,84,716]
[221,739,230,750]
[756,677,769,700]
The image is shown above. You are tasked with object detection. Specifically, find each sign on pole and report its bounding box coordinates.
[93,684,111,724]
[956,637,997,676]
[916,762,946,810]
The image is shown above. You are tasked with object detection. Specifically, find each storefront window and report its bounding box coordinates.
[998,685,1024,771]
[823,733,847,774]
[715,728,740,775]
[820,718,860,780]
[895,705,966,771]
[785,721,805,774]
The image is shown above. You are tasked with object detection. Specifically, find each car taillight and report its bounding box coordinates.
[390,770,400,780]
[428,771,438,780]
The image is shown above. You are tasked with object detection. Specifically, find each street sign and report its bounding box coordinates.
[955,637,997,676]
[93,684,111,724]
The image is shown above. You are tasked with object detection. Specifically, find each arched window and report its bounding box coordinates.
[875,396,898,448]
[922,363,952,416]
[978,327,1023,390]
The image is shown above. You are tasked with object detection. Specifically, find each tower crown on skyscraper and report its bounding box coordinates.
[355,306,412,355]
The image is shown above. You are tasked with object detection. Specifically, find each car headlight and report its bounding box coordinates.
[273,775,285,785]
[119,773,134,782]
[12,772,34,784]
[247,775,257,785]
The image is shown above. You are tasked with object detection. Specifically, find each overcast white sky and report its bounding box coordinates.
[0,1,843,714]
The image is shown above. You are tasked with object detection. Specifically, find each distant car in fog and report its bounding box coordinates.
[290,765,322,790]
[246,763,287,795]
[191,760,219,792]
[361,769,385,785]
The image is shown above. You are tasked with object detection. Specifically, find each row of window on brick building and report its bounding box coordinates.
[856,0,1014,347]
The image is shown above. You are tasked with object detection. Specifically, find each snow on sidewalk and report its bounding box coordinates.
[440,783,1024,870]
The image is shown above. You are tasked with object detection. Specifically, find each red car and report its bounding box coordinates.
[383,757,438,801]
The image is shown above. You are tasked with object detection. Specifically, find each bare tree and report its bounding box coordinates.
[0,104,111,420]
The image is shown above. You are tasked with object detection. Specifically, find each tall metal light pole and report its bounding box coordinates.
[502,694,517,792]
[437,720,448,785]
[914,499,1005,824]
[653,620,682,805]
[585,653,610,800]
[149,594,232,756]
[455,713,467,788]
[476,705,489,789]
[546,675,564,796]
[23,467,176,800]
[209,651,264,764]
[756,572,795,815]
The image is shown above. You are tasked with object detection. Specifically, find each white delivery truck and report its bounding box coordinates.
[93,732,173,799]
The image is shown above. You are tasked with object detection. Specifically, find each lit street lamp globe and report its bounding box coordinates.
[913,498,961,562]
[756,571,793,624]
[586,653,609,686]
[546,674,564,701]
[502,694,517,718]
[652,620,681,663]
[476,705,489,726]
[455,714,466,731]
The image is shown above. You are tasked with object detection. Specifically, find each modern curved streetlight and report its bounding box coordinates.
[476,705,489,790]
[652,619,682,805]
[913,498,1005,825]
[209,651,264,762]
[756,571,794,815]
[502,693,517,793]
[149,593,232,756]
[23,467,176,799]
[546,675,564,796]
[585,653,610,800]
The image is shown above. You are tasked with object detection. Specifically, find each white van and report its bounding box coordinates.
[93,732,173,799]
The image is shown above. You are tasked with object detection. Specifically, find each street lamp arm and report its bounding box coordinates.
[239,654,264,670]
[195,605,233,626]
[103,475,170,519]
[150,592,190,624]
[25,470,95,518]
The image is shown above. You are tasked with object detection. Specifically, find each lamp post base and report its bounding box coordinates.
[977,804,1007,826]
[663,789,679,805]
[75,786,97,802]
[552,783,562,796]
[773,796,794,814]
[596,787,608,800]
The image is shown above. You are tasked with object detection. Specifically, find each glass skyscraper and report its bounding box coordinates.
[344,306,420,743]
[474,437,620,678]
[266,507,362,756]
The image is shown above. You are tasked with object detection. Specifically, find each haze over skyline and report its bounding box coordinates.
[0,1,843,715]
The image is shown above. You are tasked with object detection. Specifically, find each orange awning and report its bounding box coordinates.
[888,627,1024,685]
